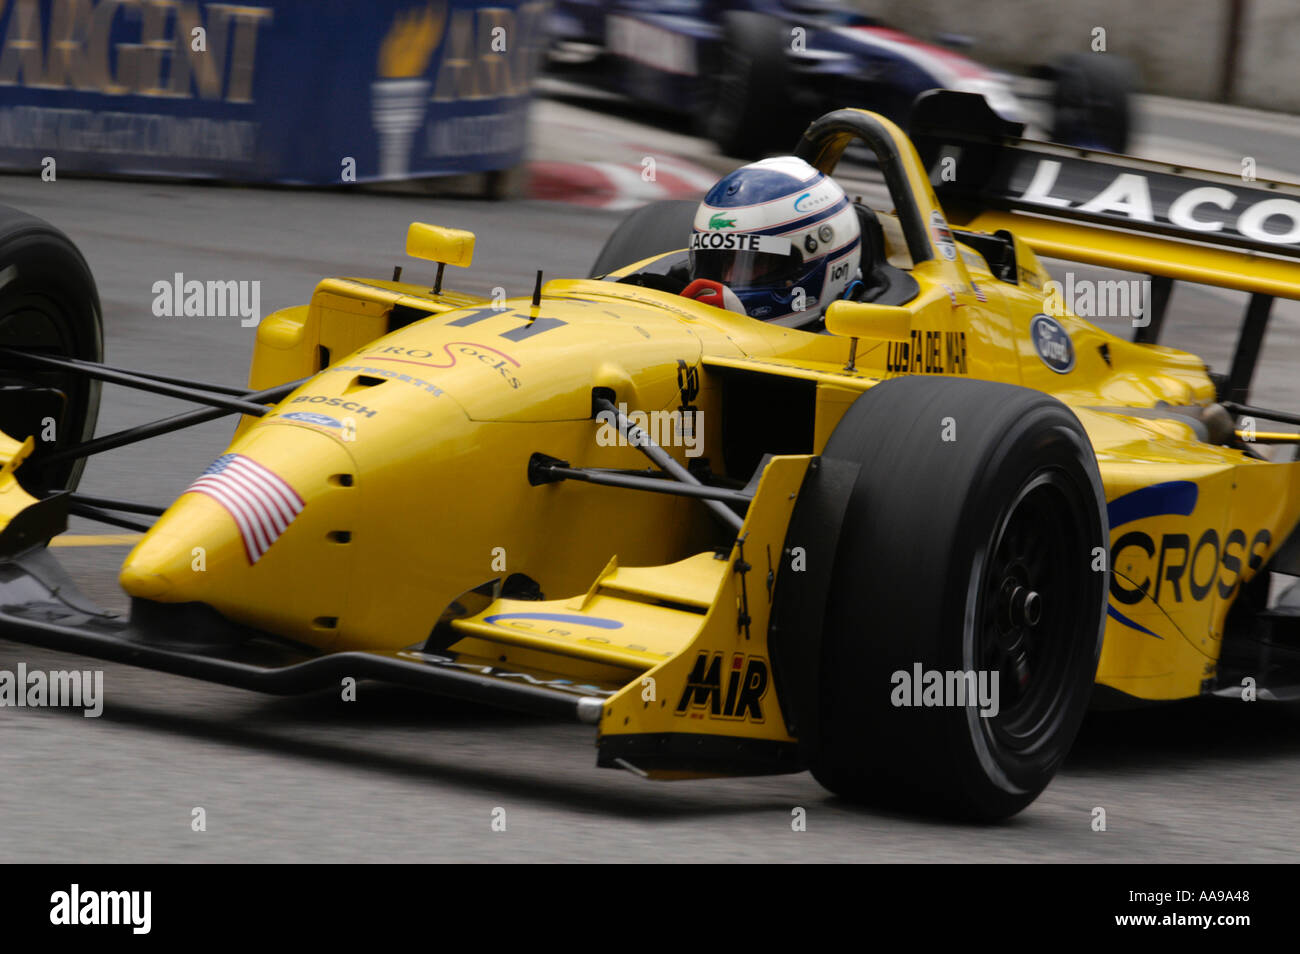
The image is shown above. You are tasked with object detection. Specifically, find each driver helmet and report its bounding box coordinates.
[688,156,861,326]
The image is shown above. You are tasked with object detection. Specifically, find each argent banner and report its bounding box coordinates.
[0,0,545,183]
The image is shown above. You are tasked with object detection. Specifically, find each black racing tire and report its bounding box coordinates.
[0,205,103,494]
[588,198,699,278]
[1050,53,1135,153]
[701,12,799,159]
[810,376,1108,820]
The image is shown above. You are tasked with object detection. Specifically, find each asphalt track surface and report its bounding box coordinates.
[3,94,1300,863]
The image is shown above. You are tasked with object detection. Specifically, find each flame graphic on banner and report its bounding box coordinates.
[378,3,445,78]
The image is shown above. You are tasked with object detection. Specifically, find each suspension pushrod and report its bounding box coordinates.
[541,464,755,505]
[593,397,743,531]
[64,492,166,516]
[0,348,271,415]
[33,378,307,468]
[67,503,153,533]
[34,354,254,397]
[1222,401,1300,428]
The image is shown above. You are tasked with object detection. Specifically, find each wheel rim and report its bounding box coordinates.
[972,467,1093,759]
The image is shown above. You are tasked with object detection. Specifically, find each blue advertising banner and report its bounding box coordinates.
[0,0,547,183]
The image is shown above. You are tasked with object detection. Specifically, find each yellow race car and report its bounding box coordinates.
[2,92,1299,820]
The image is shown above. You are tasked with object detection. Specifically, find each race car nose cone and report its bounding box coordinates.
[119,421,358,646]
[118,565,170,599]
[120,490,267,601]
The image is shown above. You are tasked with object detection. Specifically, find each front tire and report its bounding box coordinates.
[809,377,1108,820]
[0,206,103,494]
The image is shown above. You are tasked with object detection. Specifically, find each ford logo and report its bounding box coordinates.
[1030,314,1075,374]
[282,412,343,428]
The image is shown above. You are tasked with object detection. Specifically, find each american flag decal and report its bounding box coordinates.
[185,453,305,564]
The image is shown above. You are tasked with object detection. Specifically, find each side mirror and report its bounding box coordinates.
[824,300,912,341]
[407,223,475,268]
[825,300,912,373]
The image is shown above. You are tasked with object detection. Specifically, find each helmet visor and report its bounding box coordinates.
[688,232,801,288]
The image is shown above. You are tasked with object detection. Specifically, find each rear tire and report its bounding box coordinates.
[0,206,103,494]
[589,198,700,277]
[701,12,800,159]
[809,376,1108,820]
[1050,53,1135,153]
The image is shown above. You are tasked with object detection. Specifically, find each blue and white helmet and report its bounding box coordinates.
[689,157,861,326]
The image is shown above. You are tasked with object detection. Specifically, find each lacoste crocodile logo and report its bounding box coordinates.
[708,213,736,229]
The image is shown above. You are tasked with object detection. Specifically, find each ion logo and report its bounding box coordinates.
[675,652,768,721]
[1030,314,1075,373]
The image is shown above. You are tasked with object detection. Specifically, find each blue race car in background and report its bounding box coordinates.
[546,0,1135,157]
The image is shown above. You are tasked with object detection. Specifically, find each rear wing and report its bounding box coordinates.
[908,90,1300,406]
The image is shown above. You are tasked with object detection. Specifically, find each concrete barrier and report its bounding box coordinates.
[1237,0,1300,112]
